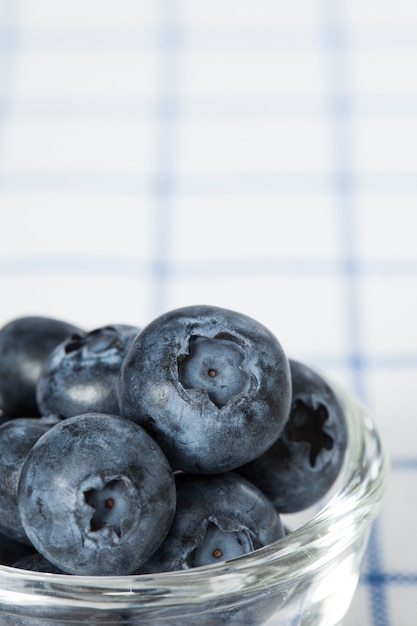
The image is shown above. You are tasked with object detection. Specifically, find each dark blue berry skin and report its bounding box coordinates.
[0,531,34,566]
[0,415,61,543]
[0,316,83,420]
[139,472,285,573]
[12,551,64,573]
[36,324,140,419]
[238,359,348,513]
[119,305,292,474]
[17,413,176,576]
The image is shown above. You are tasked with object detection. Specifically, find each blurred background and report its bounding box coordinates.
[0,2,416,624]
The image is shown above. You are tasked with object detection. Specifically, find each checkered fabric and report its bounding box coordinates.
[1,2,417,624]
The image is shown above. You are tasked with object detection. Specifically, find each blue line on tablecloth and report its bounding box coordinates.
[3,171,417,196]
[319,0,366,399]
[2,256,417,279]
[365,572,417,585]
[318,2,390,625]
[0,1,20,178]
[364,520,390,626]
[359,450,417,613]
[391,457,417,470]
[4,23,417,50]
[3,94,417,121]
[151,0,183,318]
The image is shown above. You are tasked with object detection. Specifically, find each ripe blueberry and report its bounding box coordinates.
[17,413,176,575]
[139,472,285,572]
[36,324,139,418]
[238,359,348,513]
[119,305,292,473]
[0,316,83,420]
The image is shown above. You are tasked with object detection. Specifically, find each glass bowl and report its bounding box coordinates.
[0,382,388,626]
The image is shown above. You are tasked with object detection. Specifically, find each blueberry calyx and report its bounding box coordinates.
[64,333,85,354]
[286,399,334,467]
[190,521,254,567]
[177,334,250,408]
[64,326,121,355]
[83,477,137,539]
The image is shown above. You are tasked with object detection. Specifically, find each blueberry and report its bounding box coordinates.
[238,359,348,513]
[0,316,83,420]
[0,415,61,543]
[139,472,284,573]
[17,413,176,575]
[36,324,140,418]
[119,305,292,473]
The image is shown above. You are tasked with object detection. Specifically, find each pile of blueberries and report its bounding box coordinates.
[0,305,347,577]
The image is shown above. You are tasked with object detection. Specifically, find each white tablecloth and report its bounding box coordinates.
[1,3,416,624]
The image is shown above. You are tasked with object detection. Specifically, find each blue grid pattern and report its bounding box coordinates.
[1,2,417,624]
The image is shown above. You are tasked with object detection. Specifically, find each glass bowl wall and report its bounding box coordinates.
[0,383,389,626]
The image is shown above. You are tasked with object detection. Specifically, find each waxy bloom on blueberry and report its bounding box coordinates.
[119,305,292,474]
[0,415,61,544]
